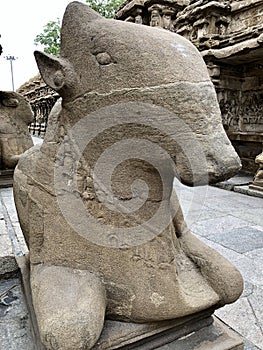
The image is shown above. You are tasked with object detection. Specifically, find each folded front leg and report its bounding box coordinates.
[180,231,243,307]
[31,264,106,350]
[171,190,243,306]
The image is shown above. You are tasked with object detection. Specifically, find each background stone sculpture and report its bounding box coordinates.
[0,91,33,170]
[14,2,243,349]
[249,149,263,193]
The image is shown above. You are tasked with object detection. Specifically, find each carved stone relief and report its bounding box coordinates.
[219,90,263,133]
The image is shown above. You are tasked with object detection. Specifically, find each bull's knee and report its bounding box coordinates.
[31,264,106,350]
[180,232,243,306]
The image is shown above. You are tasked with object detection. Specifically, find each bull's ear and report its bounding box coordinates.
[0,91,19,107]
[34,51,80,100]
[34,51,68,91]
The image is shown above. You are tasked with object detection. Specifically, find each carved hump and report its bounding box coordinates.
[61,0,103,55]
[64,1,103,22]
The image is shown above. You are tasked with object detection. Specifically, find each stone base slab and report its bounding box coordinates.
[157,317,244,350]
[93,313,243,350]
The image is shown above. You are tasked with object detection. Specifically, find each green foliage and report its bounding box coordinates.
[85,0,124,18]
[34,18,61,56]
[33,0,124,55]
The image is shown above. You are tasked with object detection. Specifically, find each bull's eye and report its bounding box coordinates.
[2,98,19,108]
[95,52,112,65]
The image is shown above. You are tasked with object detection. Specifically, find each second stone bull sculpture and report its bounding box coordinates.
[0,91,33,170]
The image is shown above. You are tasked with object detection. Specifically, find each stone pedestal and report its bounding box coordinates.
[93,312,243,350]
[21,271,244,350]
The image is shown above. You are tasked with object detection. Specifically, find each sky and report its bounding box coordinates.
[0,0,86,91]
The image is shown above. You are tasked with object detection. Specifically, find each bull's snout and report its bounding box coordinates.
[175,135,242,187]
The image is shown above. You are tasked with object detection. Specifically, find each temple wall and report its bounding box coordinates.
[217,65,263,134]
[216,63,263,173]
[229,1,263,33]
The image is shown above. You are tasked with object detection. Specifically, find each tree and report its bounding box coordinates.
[34,19,61,56]
[85,0,124,18]
[34,1,124,55]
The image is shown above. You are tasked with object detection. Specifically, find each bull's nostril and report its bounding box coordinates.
[206,153,216,163]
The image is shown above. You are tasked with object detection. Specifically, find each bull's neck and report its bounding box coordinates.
[79,159,175,229]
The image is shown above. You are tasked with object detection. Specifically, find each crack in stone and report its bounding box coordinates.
[242,284,254,298]
[247,296,263,337]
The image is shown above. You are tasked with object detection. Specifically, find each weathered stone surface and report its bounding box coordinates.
[31,265,106,350]
[92,314,244,349]
[0,91,34,170]
[156,317,244,350]
[14,2,243,349]
[94,311,215,349]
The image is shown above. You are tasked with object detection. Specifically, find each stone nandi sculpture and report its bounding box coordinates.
[14,2,243,349]
[0,91,33,169]
[250,150,263,192]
